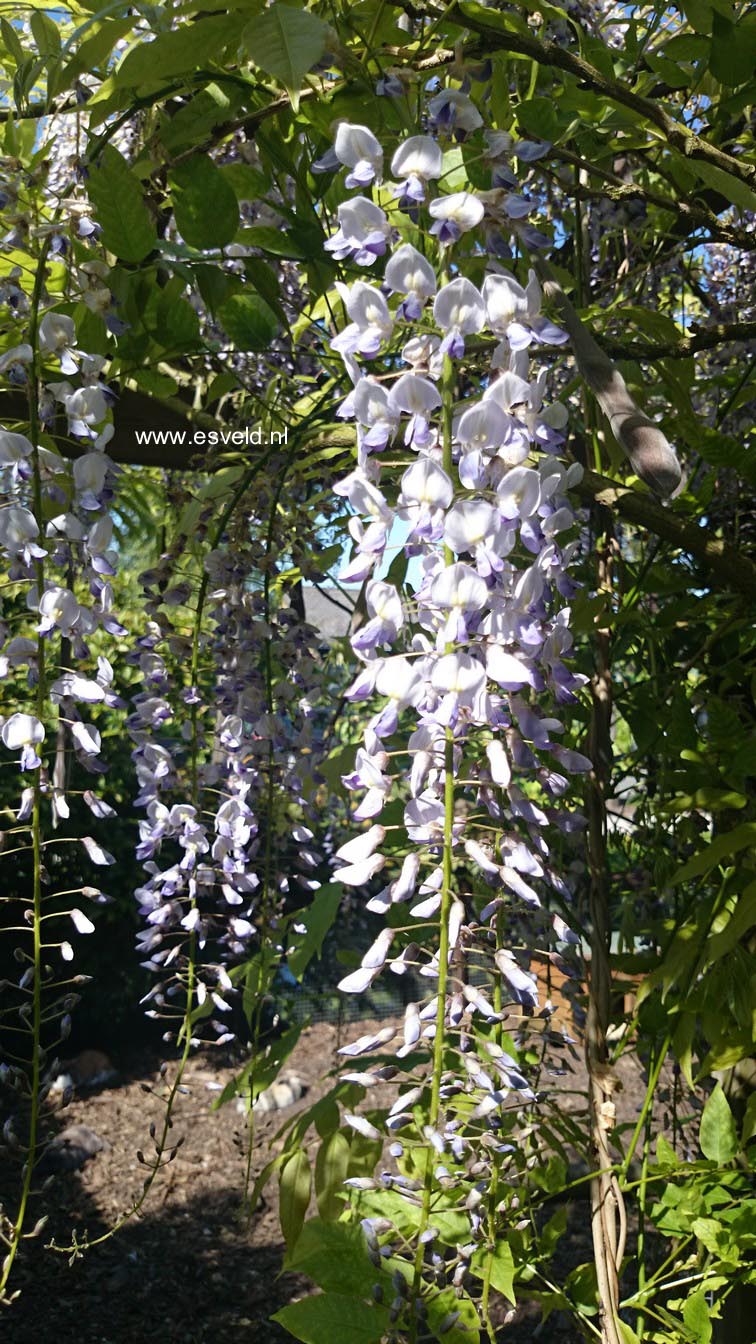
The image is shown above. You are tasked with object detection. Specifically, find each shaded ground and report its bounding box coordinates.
[1,1020,659,1343]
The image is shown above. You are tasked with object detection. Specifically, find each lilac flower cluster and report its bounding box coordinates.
[0,256,123,885]
[127,483,327,1046]
[318,96,590,1320]
[0,163,126,1256]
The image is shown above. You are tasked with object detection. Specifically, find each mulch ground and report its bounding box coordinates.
[1,1020,659,1343]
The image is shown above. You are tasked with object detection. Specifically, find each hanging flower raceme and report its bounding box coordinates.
[127,476,331,1049]
[316,95,590,1335]
[0,165,131,1290]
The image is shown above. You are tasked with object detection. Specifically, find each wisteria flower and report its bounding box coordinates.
[72,452,111,507]
[391,136,443,206]
[399,457,453,543]
[515,138,551,162]
[433,277,485,358]
[0,504,45,560]
[324,197,391,266]
[482,370,532,420]
[525,367,570,447]
[430,562,488,642]
[401,334,444,379]
[429,192,485,244]
[334,469,393,525]
[428,89,483,136]
[39,311,78,374]
[1,712,45,770]
[38,585,81,637]
[496,465,542,522]
[334,123,384,188]
[456,400,509,456]
[443,497,513,575]
[342,746,392,820]
[0,429,33,466]
[351,379,399,453]
[332,282,394,358]
[384,243,437,320]
[388,373,442,448]
[0,343,32,375]
[352,581,405,654]
[483,269,567,354]
[430,651,487,725]
[49,381,110,438]
[370,656,426,740]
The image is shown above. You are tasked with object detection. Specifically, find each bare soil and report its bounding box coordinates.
[1,1020,657,1343]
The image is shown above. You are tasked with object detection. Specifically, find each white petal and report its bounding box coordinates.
[486,646,533,688]
[336,854,386,886]
[71,721,102,756]
[70,907,95,934]
[391,135,443,180]
[388,372,442,416]
[433,277,485,334]
[1,713,44,750]
[337,1027,396,1055]
[486,739,511,787]
[400,457,453,508]
[80,835,116,866]
[334,824,386,865]
[429,192,485,232]
[334,123,383,172]
[337,965,380,994]
[385,243,437,299]
[431,562,488,611]
[344,1113,382,1141]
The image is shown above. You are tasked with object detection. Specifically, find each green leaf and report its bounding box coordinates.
[272,1294,390,1344]
[659,784,742,811]
[516,96,560,142]
[279,1148,312,1252]
[62,18,136,82]
[288,883,342,981]
[565,1261,599,1315]
[116,14,241,86]
[688,157,756,214]
[155,290,200,349]
[87,145,156,263]
[656,1134,680,1166]
[212,1020,302,1109]
[242,4,328,109]
[170,156,239,249]
[29,11,60,56]
[699,1084,738,1164]
[194,264,235,315]
[710,12,756,87]
[707,882,756,961]
[243,257,286,324]
[234,224,308,259]
[646,51,691,88]
[0,17,25,65]
[159,84,234,154]
[314,1132,350,1221]
[691,1217,726,1256]
[742,1091,756,1146]
[286,1218,375,1290]
[218,292,280,350]
[683,1289,713,1343]
[425,1287,481,1344]
[470,1241,515,1303]
[670,823,756,884]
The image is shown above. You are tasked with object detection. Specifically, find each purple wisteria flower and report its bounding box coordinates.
[324,197,391,266]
